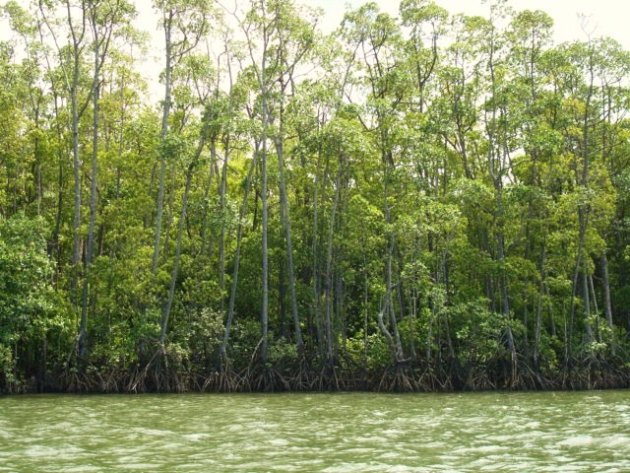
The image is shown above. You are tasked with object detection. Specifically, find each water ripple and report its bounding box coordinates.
[0,391,629,472]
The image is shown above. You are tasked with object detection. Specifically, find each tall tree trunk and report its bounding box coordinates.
[199,140,218,256]
[497,187,517,383]
[260,80,269,363]
[274,137,304,352]
[78,23,101,359]
[534,246,546,370]
[311,147,324,357]
[70,46,82,290]
[218,139,228,313]
[220,146,258,360]
[159,133,207,345]
[583,273,593,344]
[324,168,341,365]
[601,253,613,329]
[50,92,65,280]
[383,169,404,363]
[152,11,173,274]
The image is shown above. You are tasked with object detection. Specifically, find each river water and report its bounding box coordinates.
[1,391,629,472]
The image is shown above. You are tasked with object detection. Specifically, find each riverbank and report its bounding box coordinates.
[5,358,630,394]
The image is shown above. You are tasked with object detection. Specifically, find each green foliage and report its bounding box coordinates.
[1,0,629,392]
[450,301,506,366]
[0,214,70,389]
[345,331,390,371]
[268,337,298,366]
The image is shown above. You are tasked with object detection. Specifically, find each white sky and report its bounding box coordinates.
[133,0,630,44]
[128,0,630,98]
[2,0,629,48]
[2,0,629,94]
[307,0,630,43]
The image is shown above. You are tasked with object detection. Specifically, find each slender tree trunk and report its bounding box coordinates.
[33,104,42,216]
[152,13,173,274]
[534,246,546,370]
[199,141,218,256]
[497,188,517,382]
[589,274,600,342]
[218,139,228,312]
[78,26,101,358]
[324,168,341,364]
[50,92,65,277]
[383,169,404,363]
[278,263,287,338]
[260,84,269,363]
[601,253,613,329]
[312,148,324,357]
[70,49,82,288]
[220,146,258,360]
[274,137,304,352]
[583,273,593,344]
[159,133,207,344]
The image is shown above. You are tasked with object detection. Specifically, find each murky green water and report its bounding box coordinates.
[1,391,629,472]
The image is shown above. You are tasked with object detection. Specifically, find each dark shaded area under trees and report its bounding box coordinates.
[2,0,630,393]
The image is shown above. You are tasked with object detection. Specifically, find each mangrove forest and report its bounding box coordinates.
[1,0,630,393]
